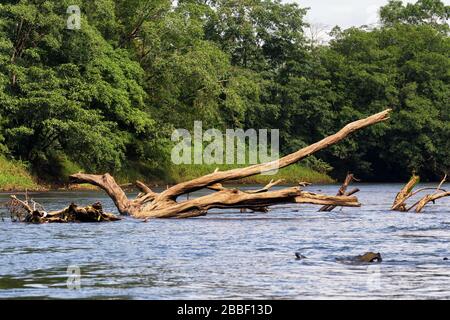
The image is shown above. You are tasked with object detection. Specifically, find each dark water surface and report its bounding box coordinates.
[0,184,449,299]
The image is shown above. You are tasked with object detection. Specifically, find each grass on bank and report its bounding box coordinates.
[166,163,334,185]
[1,155,334,191]
[0,156,40,191]
[85,162,333,188]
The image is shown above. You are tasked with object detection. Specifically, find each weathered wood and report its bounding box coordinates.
[319,173,358,212]
[69,173,131,215]
[409,174,449,213]
[414,191,450,213]
[70,109,391,219]
[131,187,360,219]
[247,179,285,194]
[135,180,156,196]
[392,174,449,213]
[7,196,120,223]
[391,174,420,211]
[209,179,284,213]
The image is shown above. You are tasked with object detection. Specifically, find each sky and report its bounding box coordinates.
[287,0,449,29]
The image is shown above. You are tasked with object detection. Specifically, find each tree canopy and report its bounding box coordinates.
[0,0,448,182]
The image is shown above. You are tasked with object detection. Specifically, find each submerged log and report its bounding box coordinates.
[69,109,392,219]
[7,195,120,223]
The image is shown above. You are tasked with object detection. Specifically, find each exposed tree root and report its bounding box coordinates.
[69,109,391,219]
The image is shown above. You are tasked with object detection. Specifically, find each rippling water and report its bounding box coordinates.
[0,184,449,299]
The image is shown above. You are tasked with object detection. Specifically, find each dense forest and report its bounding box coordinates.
[0,0,448,185]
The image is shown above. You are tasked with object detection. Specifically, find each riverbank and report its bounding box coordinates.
[0,157,42,192]
[0,157,334,192]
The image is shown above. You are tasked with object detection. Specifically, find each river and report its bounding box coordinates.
[0,183,449,299]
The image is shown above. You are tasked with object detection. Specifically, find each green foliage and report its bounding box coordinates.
[0,0,448,185]
[0,156,38,191]
[168,163,334,185]
[318,22,449,180]
[380,0,449,31]
[0,0,165,177]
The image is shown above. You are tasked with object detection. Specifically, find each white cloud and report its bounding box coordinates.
[287,0,447,29]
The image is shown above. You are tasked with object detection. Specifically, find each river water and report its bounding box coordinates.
[0,184,449,299]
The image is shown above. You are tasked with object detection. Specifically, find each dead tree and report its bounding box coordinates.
[391,174,420,211]
[7,195,120,223]
[69,109,392,219]
[392,174,449,213]
[319,173,360,212]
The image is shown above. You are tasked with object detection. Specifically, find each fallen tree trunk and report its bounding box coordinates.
[70,109,391,219]
[212,179,284,213]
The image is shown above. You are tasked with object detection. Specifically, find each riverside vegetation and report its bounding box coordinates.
[0,0,449,191]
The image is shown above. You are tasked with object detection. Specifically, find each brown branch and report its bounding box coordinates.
[393,174,449,213]
[392,174,420,211]
[206,179,284,212]
[319,173,357,212]
[320,188,361,212]
[410,187,447,197]
[413,192,450,213]
[434,174,447,194]
[207,183,226,191]
[133,187,360,219]
[131,181,159,207]
[298,181,312,187]
[247,179,285,194]
[411,175,449,213]
[346,188,360,197]
[69,173,132,215]
[135,180,155,195]
[9,195,32,213]
[207,179,284,194]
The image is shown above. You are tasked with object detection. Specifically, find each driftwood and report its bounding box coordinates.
[392,174,449,213]
[7,195,120,223]
[319,173,360,212]
[391,174,420,211]
[69,109,392,219]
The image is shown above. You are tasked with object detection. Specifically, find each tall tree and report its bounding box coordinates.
[380,0,450,31]
[0,0,163,174]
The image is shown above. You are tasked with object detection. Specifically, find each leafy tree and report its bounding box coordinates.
[380,0,450,31]
[0,0,448,183]
[0,0,163,174]
[319,22,449,180]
